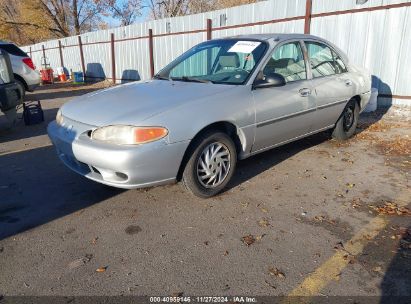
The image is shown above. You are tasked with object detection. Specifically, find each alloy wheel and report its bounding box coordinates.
[196,142,231,188]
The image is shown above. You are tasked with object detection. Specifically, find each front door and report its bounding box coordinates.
[252,41,316,152]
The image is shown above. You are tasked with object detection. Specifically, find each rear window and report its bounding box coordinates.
[0,44,28,57]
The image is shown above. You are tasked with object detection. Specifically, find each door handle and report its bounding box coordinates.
[299,88,311,97]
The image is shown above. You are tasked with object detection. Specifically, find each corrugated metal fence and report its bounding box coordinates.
[21,0,411,106]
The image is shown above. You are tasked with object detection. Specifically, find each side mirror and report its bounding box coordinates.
[253,72,286,89]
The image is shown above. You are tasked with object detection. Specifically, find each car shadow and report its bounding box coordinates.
[226,130,331,191]
[356,76,392,134]
[0,145,123,241]
[24,87,97,101]
[0,108,57,144]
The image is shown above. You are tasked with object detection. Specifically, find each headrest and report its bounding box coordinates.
[272,58,296,69]
[219,54,240,68]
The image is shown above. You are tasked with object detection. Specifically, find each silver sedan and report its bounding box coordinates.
[48,34,372,197]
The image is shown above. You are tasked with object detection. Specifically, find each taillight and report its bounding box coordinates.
[22,58,35,70]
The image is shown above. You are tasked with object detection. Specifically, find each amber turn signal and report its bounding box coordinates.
[134,127,168,144]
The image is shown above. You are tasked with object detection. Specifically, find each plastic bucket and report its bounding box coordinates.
[364,88,378,113]
[73,72,84,83]
[58,73,67,82]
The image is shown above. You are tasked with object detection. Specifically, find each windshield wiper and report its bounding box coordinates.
[153,74,171,81]
[177,76,212,83]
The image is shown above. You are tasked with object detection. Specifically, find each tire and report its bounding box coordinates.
[332,99,359,140]
[182,131,237,198]
[15,78,26,99]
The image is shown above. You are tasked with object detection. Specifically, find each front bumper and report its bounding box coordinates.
[47,120,190,189]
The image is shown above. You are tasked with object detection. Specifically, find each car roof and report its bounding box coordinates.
[0,40,15,45]
[222,33,326,42]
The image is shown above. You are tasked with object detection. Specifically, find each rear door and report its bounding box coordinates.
[252,40,316,152]
[303,41,354,130]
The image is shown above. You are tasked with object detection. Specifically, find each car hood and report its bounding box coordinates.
[61,80,234,126]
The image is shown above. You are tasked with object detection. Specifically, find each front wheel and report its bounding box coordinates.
[332,99,359,140]
[182,132,237,198]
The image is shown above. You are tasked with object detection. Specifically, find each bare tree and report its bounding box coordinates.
[147,0,258,20]
[0,0,110,44]
[108,0,143,26]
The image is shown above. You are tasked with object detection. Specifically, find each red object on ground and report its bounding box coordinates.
[58,73,67,82]
[40,69,54,84]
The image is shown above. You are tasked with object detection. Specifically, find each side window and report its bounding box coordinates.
[332,50,348,74]
[263,42,307,83]
[306,42,336,78]
[0,54,11,84]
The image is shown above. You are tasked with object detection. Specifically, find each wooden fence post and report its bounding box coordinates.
[78,36,86,80]
[206,19,212,40]
[41,45,46,66]
[58,40,64,68]
[304,0,312,34]
[111,33,116,84]
[148,29,154,78]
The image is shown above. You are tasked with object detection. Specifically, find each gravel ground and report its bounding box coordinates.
[0,82,410,300]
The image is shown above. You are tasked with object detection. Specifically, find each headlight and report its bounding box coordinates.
[56,109,63,126]
[91,125,168,145]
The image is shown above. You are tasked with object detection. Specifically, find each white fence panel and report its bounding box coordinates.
[20,0,411,106]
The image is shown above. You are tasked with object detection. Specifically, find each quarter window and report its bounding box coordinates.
[263,42,307,83]
[0,54,11,84]
[306,42,337,78]
[332,50,348,74]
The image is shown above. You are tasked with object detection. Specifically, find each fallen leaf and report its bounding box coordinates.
[268,267,285,279]
[369,202,411,216]
[256,234,266,241]
[343,254,356,264]
[242,235,256,246]
[96,266,107,273]
[171,292,183,297]
[223,250,229,256]
[240,202,249,208]
[373,266,382,273]
[258,219,269,227]
[346,183,355,188]
[334,241,345,250]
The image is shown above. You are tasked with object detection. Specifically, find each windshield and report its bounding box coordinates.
[156,39,267,85]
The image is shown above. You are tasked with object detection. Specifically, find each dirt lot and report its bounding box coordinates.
[0,82,410,301]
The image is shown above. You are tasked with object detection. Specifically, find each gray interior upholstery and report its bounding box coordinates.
[219,54,240,69]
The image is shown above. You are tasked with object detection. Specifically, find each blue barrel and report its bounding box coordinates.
[73,72,84,83]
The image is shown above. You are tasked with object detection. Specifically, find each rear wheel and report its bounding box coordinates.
[332,99,359,140]
[15,78,26,99]
[182,132,237,198]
